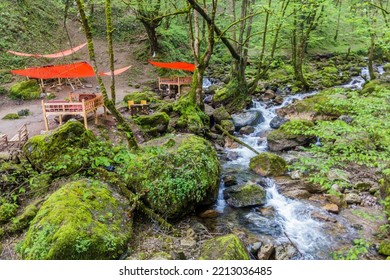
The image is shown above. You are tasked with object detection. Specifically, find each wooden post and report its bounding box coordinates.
[82,99,88,129]
[59,114,63,125]
[94,110,98,125]
[41,100,49,131]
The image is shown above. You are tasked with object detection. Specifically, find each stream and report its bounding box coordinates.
[207,66,385,259]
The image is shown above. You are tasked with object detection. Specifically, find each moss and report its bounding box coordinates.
[19,179,132,260]
[322,66,339,75]
[361,80,390,95]
[9,203,39,233]
[213,79,249,113]
[22,120,95,175]
[225,183,266,207]
[173,96,208,134]
[2,113,20,120]
[9,80,41,100]
[220,119,235,134]
[134,112,170,137]
[213,106,231,123]
[249,152,287,177]
[379,241,390,256]
[199,234,250,260]
[126,134,221,220]
[123,91,160,104]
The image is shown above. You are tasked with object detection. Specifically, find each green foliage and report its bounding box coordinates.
[332,239,370,260]
[17,109,30,116]
[0,199,18,224]
[123,91,160,104]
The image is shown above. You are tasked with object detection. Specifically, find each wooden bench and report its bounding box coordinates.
[9,124,29,148]
[128,100,149,115]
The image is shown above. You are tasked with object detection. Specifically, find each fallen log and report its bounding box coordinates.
[215,124,259,155]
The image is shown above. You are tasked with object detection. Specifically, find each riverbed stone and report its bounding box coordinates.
[249,152,287,177]
[345,193,362,204]
[223,175,238,187]
[239,126,255,135]
[323,203,339,214]
[199,234,250,260]
[213,106,231,123]
[275,243,298,260]
[257,243,275,260]
[270,116,289,129]
[224,183,266,208]
[198,209,219,219]
[231,111,263,130]
[220,119,235,134]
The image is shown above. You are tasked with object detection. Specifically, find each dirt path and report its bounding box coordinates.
[0,21,156,138]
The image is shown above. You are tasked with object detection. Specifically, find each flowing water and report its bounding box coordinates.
[211,66,382,259]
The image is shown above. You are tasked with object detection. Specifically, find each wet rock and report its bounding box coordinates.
[290,170,302,180]
[249,242,262,255]
[345,193,362,204]
[213,106,231,123]
[249,152,287,177]
[355,181,372,191]
[257,243,275,260]
[224,136,239,149]
[283,189,311,199]
[198,209,219,219]
[275,243,298,260]
[224,183,266,208]
[231,111,264,130]
[226,151,240,161]
[180,238,197,248]
[257,206,275,217]
[311,211,337,223]
[323,203,339,214]
[270,116,289,129]
[239,126,255,135]
[199,234,250,260]
[223,175,238,187]
[220,119,235,134]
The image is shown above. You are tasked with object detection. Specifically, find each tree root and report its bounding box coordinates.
[215,124,259,155]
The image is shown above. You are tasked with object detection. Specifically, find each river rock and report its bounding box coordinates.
[283,189,311,199]
[199,234,250,260]
[311,211,337,223]
[213,106,231,123]
[231,111,264,130]
[226,151,240,161]
[275,243,298,260]
[224,136,240,149]
[323,203,339,214]
[290,170,302,180]
[239,126,255,135]
[270,116,289,129]
[345,193,362,204]
[198,209,220,219]
[257,243,275,260]
[249,152,287,177]
[249,242,262,255]
[220,120,235,134]
[224,183,266,208]
[223,175,238,187]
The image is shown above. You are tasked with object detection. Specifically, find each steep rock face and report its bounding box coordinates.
[249,152,287,177]
[22,120,95,175]
[20,179,132,260]
[126,134,221,220]
[199,234,250,260]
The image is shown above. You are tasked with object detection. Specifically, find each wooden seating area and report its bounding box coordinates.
[128,100,149,116]
[158,76,192,95]
[41,93,107,131]
[0,124,29,150]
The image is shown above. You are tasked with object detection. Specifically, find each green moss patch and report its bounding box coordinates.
[249,152,287,177]
[199,234,250,260]
[9,80,41,100]
[134,112,170,137]
[2,113,20,120]
[19,179,132,260]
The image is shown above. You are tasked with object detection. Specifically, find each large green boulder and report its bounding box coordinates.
[199,234,250,260]
[249,152,287,177]
[22,120,95,175]
[19,179,132,260]
[123,91,160,104]
[126,134,221,220]
[213,106,231,123]
[267,120,315,151]
[379,241,390,256]
[9,80,41,100]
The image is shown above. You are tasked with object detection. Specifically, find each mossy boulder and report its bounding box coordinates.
[224,183,266,208]
[0,201,18,224]
[267,120,315,151]
[213,106,231,123]
[199,234,250,260]
[19,179,132,260]
[127,134,221,220]
[361,79,390,95]
[134,112,170,137]
[220,119,235,134]
[9,80,41,100]
[249,152,287,177]
[379,241,390,256]
[22,120,95,175]
[123,91,159,104]
[9,203,39,233]
[213,79,250,113]
[2,113,20,120]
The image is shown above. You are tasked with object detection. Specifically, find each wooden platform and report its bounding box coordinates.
[158,76,192,94]
[41,93,107,131]
[0,124,28,150]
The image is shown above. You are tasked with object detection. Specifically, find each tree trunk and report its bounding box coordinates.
[141,21,159,55]
[75,0,138,149]
[368,32,376,80]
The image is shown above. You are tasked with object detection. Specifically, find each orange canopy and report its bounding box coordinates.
[148,60,195,72]
[8,43,87,58]
[11,62,130,79]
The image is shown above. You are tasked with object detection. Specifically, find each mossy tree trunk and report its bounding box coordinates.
[75,0,139,149]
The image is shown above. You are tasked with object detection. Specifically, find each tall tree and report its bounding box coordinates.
[74,0,138,148]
